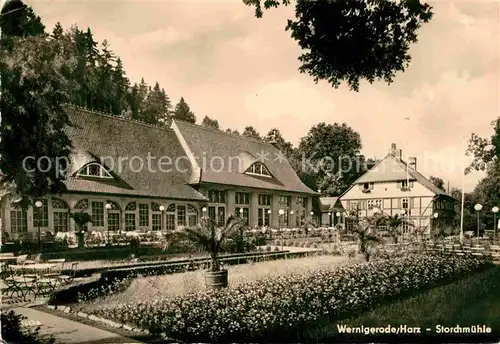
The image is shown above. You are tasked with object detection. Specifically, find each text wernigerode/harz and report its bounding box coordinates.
[337,325,421,335]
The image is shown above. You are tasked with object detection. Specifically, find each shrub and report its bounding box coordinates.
[91,254,490,342]
[1,310,55,344]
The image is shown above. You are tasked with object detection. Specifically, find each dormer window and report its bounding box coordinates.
[399,180,414,191]
[76,163,113,179]
[246,162,271,177]
[361,182,374,193]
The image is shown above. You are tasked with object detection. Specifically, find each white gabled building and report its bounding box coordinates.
[339,143,456,235]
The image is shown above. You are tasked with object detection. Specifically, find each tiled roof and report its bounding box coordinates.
[320,197,344,211]
[172,120,317,195]
[351,153,449,196]
[63,106,207,201]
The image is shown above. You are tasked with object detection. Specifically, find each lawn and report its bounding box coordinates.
[302,266,500,342]
[77,255,359,312]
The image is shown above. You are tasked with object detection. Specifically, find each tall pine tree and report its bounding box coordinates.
[173,97,196,123]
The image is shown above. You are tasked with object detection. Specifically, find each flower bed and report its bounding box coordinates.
[90,253,491,342]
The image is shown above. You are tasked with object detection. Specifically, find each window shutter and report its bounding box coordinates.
[397,198,401,208]
[410,198,414,208]
[370,183,374,190]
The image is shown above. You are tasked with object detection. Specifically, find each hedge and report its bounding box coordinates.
[49,250,310,305]
[91,253,492,342]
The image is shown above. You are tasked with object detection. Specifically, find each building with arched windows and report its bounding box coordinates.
[1,106,317,239]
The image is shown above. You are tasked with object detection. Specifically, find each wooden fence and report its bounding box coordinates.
[425,243,500,262]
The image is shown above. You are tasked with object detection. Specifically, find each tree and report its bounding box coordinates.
[173,97,196,124]
[466,118,499,173]
[144,82,171,125]
[0,0,45,37]
[242,126,261,139]
[111,57,131,116]
[296,122,363,196]
[470,161,500,234]
[0,2,75,207]
[465,118,500,236]
[429,176,445,191]
[244,0,433,91]
[263,128,294,157]
[202,115,220,130]
[449,188,479,234]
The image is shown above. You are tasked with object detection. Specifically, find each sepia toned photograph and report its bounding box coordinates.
[0,0,498,343]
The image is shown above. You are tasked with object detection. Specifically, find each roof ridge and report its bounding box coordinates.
[64,103,174,132]
[172,118,275,147]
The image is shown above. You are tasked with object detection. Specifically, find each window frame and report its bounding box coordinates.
[76,163,113,179]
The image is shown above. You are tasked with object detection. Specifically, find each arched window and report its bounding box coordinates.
[33,199,49,228]
[76,163,113,179]
[105,200,121,232]
[10,202,27,234]
[125,201,136,231]
[52,198,69,232]
[151,202,162,230]
[74,199,89,211]
[105,200,121,211]
[166,204,176,230]
[73,199,90,231]
[245,162,271,177]
[187,205,198,226]
[165,204,198,230]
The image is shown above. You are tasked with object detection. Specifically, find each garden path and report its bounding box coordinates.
[10,307,142,344]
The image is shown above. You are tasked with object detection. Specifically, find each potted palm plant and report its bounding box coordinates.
[383,214,403,244]
[70,212,92,248]
[169,215,245,289]
[347,213,382,261]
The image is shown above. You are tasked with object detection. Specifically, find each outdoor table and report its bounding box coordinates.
[0,256,17,263]
[10,263,56,271]
[46,258,66,263]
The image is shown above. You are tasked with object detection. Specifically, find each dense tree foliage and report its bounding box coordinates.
[202,115,221,130]
[429,176,445,191]
[0,0,74,205]
[244,0,433,91]
[173,97,196,124]
[466,118,499,173]
[263,128,294,157]
[242,126,261,139]
[456,118,500,234]
[296,123,366,195]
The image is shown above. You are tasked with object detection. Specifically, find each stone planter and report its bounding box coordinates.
[205,269,228,289]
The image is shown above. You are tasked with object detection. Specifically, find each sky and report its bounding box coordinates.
[25,0,499,192]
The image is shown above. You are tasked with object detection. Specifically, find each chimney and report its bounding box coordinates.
[390,143,397,156]
[398,149,403,160]
[409,157,417,170]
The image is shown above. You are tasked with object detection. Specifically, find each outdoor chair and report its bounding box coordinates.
[44,259,66,278]
[4,266,38,301]
[35,267,61,295]
[57,262,78,285]
[1,265,25,300]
